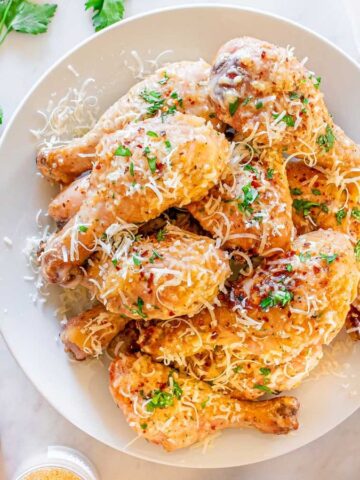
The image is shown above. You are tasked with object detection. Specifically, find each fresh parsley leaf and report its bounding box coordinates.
[129,161,134,176]
[164,139,172,152]
[335,208,346,225]
[169,373,183,400]
[132,255,142,266]
[0,106,2,125]
[140,423,148,430]
[243,164,258,174]
[293,198,320,217]
[229,98,240,116]
[355,240,360,261]
[290,188,302,196]
[351,208,360,221]
[237,183,259,214]
[260,289,293,310]
[158,71,169,85]
[289,91,299,100]
[111,258,118,267]
[200,398,209,408]
[314,76,321,89]
[233,366,242,373]
[146,390,174,412]
[266,168,274,180]
[316,124,335,152]
[273,113,295,127]
[242,96,252,106]
[156,229,165,241]
[254,384,272,393]
[0,0,57,46]
[299,251,311,263]
[140,89,164,115]
[286,264,293,272]
[311,188,321,196]
[255,101,263,109]
[146,130,158,138]
[85,0,125,32]
[114,145,131,156]
[260,367,271,376]
[131,297,147,319]
[320,253,337,264]
[78,225,88,233]
[149,249,162,264]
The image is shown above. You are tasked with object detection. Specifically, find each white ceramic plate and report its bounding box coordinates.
[1,5,360,469]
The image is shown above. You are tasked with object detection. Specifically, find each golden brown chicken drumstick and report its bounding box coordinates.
[109,353,299,451]
[188,147,293,253]
[137,229,358,399]
[286,159,360,340]
[60,304,127,360]
[209,37,360,175]
[84,225,230,321]
[37,60,217,184]
[40,113,230,286]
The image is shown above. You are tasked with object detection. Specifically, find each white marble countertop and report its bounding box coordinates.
[1,1,360,479]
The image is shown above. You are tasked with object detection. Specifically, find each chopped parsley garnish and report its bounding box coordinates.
[243,164,258,174]
[335,208,346,225]
[242,96,252,106]
[114,145,131,157]
[144,146,157,174]
[289,91,299,100]
[170,91,183,106]
[299,251,311,263]
[78,225,88,233]
[260,367,271,376]
[158,71,169,85]
[272,113,295,127]
[286,264,293,272]
[355,241,360,261]
[112,258,118,267]
[302,98,309,105]
[149,249,162,263]
[260,289,293,310]
[313,76,322,89]
[312,188,321,196]
[292,199,327,217]
[320,253,337,264]
[132,255,142,266]
[237,183,259,214]
[266,168,274,180]
[201,398,209,409]
[229,98,240,116]
[351,208,360,221]
[233,366,243,373]
[255,101,263,109]
[140,89,165,115]
[290,188,302,196]
[156,229,165,241]
[169,373,183,400]
[129,162,135,176]
[131,297,147,319]
[164,139,172,152]
[146,130,158,138]
[85,0,124,32]
[316,125,335,152]
[254,384,272,393]
[0,107,3,125]
[140,423,148,430]
[146,390,174,412]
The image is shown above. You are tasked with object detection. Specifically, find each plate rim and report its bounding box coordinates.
[1,3,360,468]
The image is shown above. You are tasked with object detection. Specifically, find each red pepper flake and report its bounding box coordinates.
[261,51,266,59]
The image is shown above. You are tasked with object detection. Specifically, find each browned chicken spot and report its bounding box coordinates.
[210,37,360,176]
[109,353,299,451]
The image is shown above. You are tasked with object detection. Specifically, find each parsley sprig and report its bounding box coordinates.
[0,0,57,46]
[260,288,293,310]
[85,0,125,32]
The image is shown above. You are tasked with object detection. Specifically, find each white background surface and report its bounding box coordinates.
[1,0,360,479]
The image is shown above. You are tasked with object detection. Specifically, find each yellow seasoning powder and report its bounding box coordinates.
[23,467,82,480]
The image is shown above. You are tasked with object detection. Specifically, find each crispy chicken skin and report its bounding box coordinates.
[210,37,360,174]
[287,160,360,239]
[109,353,299,451]
[48,173,90,224]
[40,113,230,285]
[37,60,216,184]
[188,148,293,253]
[85,225,230,321]
[138,230,358,398]
[60,305,127,360]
